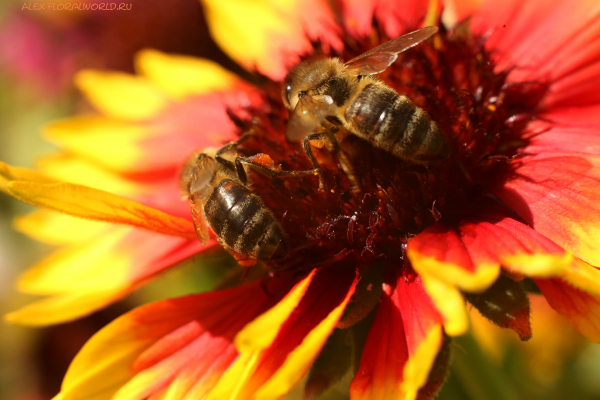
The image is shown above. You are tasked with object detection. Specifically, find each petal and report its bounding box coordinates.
[490,153,600,268]
[341,0,432,38]
[43,116,155,173]
[135,50,240,99]
[8,228,208,325]
[17,227,132,294]
[0,160,55,193]
[350,268,443,400]
[418,274,468,336]
[475,209,573,278]
[542,104,600,128]
[452,0,485,23]
[559,258,600,296]
[44,103,236,175]
[523,124,600,156]
[24,230,205,294]
[235,270,316,353]
[37,153,142,196]
[141,92,242,172]
[254,278,357,400]
[6,181,196,238]
[201,0,311,80]
[13,210,109,245]
[4,290,128,326]
[208,265,358,400]
[374,0,436,38]
[468,0,600,107]
[75,70,167,120]
[407,203,576,336]
[197,272,317,400]
[55,276,297,400]
[340,0,377,37]
[535,278,600,343]
[408,208,574,279]
[407,222,501,292]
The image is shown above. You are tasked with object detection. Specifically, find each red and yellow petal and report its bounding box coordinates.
[135,49,240,100]
[43,116,155,174]
[201,0,310,80]
[36,153,143,197]
[75,70,167,121]
[534,257,600,341]
[467,0,600,108]
[54,275,298,400]
[13,210,109,245]
[6,180,196,238]
[350,268,443,400]
[6,226,208,325]
[417,273,469,336]
[341,0,434,38]
[48,51,249,176]
[408,203,578,335]
[407,221,501,293]
[490,153,600,268]
[208,265,358,400]
[141,91,244,172]
[535,278,600,343]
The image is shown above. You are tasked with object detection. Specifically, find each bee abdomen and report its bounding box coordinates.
[345,83,397,140]
[205,180,287,261]
[346,84,448,161]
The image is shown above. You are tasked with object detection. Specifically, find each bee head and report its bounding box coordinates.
[282,58,345,110]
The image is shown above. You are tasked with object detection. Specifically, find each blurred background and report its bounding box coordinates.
[0,0,599,399]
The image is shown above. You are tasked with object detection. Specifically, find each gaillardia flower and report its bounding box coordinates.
[3,0,600,399]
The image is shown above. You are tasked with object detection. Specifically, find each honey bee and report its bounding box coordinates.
[179,141,288,264]
[282,26,448,165]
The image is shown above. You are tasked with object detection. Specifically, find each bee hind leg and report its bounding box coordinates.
[234,157,319,185]
[302,132,327,190]
[321,127,361,193]
[215,130,255,172]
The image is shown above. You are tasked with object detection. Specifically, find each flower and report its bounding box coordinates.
[3,0,600,399]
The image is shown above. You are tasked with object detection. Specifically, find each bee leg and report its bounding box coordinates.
[234,157,319,185]
[303,132,327,190]
[215,131,255,172]
[322,128,361,193]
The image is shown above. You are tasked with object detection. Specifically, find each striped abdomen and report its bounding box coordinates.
[204,180,287,261]
[344,83,448,161]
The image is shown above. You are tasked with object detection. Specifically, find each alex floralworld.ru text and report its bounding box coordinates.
[22,3,132,11]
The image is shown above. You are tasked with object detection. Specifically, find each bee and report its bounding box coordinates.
[179,140,289,264]
[282,26,448,166]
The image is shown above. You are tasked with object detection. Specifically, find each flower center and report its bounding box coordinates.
[228,23,546,272]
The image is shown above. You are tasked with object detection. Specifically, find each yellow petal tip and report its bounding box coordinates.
[75,70,166,120]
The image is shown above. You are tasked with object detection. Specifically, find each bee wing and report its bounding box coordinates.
[285,94,337,141]
[345,26,438,76]
[190,198,210,245]
[188,154,216,245]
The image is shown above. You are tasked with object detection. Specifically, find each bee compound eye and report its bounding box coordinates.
[189,155,216,196]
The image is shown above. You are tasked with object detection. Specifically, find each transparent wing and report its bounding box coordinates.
[188,154,215,245]
[345,26,438,76]
[190,198,210,245]
[285,94,337,141]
